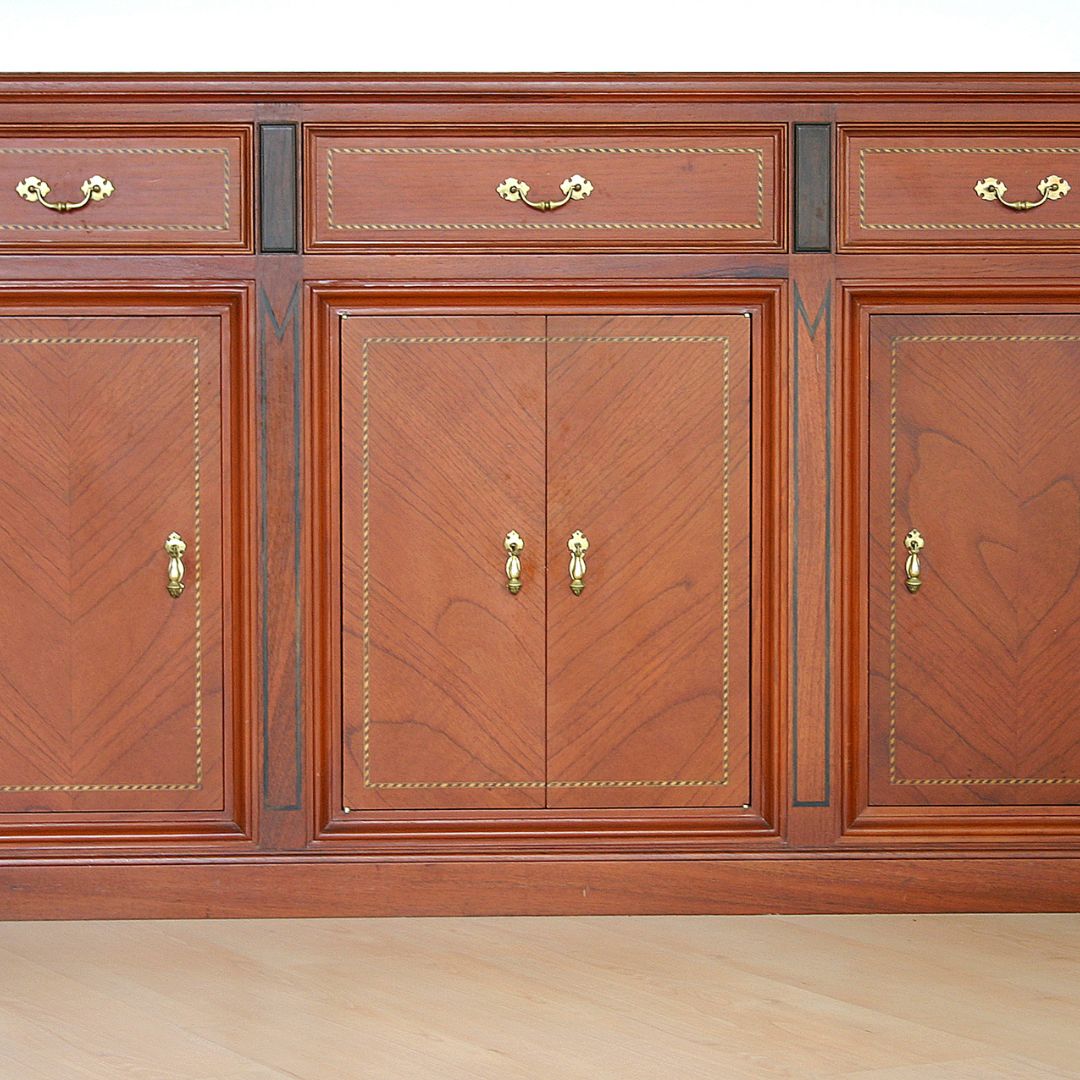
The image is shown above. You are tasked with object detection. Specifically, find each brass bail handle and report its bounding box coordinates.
[164,532,187,598]
[904,529,924,594]
[504,531,524,594]
[16,174,115,213]
[567,530,590,595]
[973,174,1070,212]
[497,173,594,212]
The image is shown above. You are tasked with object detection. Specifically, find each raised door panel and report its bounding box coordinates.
[868,314,1080,806]
[0,316,224,813]
[340,316,547,810]
[546,315,752,808]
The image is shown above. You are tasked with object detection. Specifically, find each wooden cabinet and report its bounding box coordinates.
[3,75,1080,917]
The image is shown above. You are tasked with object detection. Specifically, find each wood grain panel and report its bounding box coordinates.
[306,128,785,252]
[868,314,1080,806]
[0,127,251,252]
[0,316,224,813]
[340,316,546,810]
[841,127,1080,252]
[546,315,752,808]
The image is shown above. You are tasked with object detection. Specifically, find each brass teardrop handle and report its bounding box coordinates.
[497,174,593,212]
[973,174,1070,211]
[164,532,187,598]
[567,530,589,595]
[15,174,115,213]
[904,529,924,594]
[504,531,524,594]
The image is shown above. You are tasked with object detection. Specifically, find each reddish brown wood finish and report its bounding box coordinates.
[546,315,752,808]
[841,285,1080,846]
[339,316,547,810]
[0,316,224,813]
[868,314,1080,806]
[3,856,1080,919]
[308,282,785,854]
[0,127,252,253]
[305,127,786,253]
[840,126,1080,252]
[0,283,256,851]
[3,75,1080,917]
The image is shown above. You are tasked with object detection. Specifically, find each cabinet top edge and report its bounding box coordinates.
[2,72,1080,104]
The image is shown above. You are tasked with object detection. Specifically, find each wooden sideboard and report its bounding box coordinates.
[0,74,1078,918]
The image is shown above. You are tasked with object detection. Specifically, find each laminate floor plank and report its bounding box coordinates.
[0,915,1076,1079]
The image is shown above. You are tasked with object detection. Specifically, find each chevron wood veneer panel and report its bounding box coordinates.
[0,317,225,813]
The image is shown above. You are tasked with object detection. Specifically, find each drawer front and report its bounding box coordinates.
[0,127,252,251]
[841,126,1080,251]
[306,127,785,252]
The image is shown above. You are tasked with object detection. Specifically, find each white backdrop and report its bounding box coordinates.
[0,0,1078,73]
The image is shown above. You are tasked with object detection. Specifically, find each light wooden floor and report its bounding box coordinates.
[0,914,1077,1079]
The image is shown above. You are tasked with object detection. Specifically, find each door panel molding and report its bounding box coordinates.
[307,280,788,854]
[840,282,1080,846]
[0,282,257,852]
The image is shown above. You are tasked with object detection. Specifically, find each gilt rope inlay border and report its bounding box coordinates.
[1,146,232,233]
[860,146,1080,232]
[326,145,765,233]
[888,334,1080,785]
[353,333,732,792]
[0,336,204,793]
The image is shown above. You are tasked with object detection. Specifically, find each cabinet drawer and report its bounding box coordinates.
[840,126,1080,251]
[305,127,785,252]
[0,127,252,252]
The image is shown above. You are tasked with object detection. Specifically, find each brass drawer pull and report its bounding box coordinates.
[567,530,589,595]
[504,530,524,594]
[15,174,115,213]
[904,529,924,594]
[973,174,1070,211]
[497,173,593,212]
[164,531,187,598]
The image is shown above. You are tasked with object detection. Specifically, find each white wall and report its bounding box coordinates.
[0,0,1078,73]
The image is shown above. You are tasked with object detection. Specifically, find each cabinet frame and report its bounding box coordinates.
[839,281,1080,847]
[0,282,258,852]
[307,280,789,855]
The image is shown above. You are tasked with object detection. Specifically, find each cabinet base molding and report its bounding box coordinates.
[1,856,1078,920]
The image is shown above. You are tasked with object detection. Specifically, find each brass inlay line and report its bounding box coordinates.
[1,146,232,233]
[887,333,1080,786]
[0,336,204,794]
[326,145,765,233]
[354,333,732,791]
[859,146,1080,232]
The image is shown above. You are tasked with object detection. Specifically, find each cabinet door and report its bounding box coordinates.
[0,317,224,813]
[546,315,752,808]
[869,314,1080,806]
[340,316,547,809]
